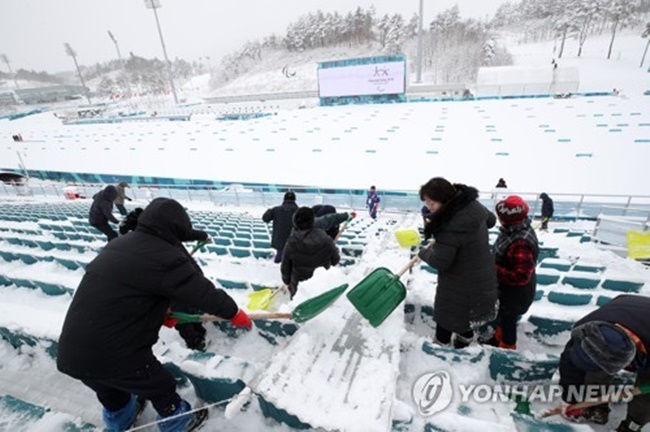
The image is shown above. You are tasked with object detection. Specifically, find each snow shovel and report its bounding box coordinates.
[189,239,211,256]
[394,228,422,248]
[246,285,286,310]
[347,241,434,327]
[171,283,349,325]
[539,385,650,419]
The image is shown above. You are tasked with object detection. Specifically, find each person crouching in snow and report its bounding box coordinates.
[57,198,252,432]
[558,295,650,431]
[486,195,538,350]
[281,207,341,299]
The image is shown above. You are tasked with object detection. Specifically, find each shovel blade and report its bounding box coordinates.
[292,284,349,323]
[395,229,422,248]
[247,288,279,310]
[346,268,406,328]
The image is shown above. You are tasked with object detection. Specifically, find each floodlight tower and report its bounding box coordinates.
[1,54,20,89]
[64,43,92,104]
[144,0,179,104]
[416,0,424,83]
[107,30,130,96]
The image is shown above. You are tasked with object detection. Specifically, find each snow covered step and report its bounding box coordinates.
[560,271,601,290]
[488,348,559,383]
[0,394,96,431]
[601,278,644,293]
[162,352,255,405]
[210,318,298,344]
[250,304,403,431]
[538,258,572,272]
[547,291,593,306]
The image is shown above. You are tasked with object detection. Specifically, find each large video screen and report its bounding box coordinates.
[317,60,406,98]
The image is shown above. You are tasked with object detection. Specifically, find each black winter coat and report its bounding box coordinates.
[559,295,650,402]
[57,198,238,379]
[418,185,498,333]
[281,228,340,287]
[263,200,299,249]
[540,193,554,219]
[89,186,119,225]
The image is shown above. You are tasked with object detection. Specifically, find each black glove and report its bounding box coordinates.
[126,197,133,201]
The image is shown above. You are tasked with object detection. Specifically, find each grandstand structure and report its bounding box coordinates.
[0,196,647,430]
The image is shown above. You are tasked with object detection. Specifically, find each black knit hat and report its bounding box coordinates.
[293,206,314,230]
[419,177,457,204]
[569,321,637,375]
[284,191,296,202]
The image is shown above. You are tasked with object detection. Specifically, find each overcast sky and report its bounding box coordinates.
[1,0,508,73]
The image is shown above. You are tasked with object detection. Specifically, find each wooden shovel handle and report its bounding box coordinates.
[539,386,644,418]
[199,312,292,322]
[396,240,436,277]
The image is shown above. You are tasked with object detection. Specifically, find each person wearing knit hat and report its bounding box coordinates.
[559,295,650,431]
[263,191,299,263]
[495,195,530,226]
[483,195,538,351]
[280,207,340,299]
[418,177,498,349]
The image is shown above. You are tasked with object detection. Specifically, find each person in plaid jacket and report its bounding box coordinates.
[488,195,539,349]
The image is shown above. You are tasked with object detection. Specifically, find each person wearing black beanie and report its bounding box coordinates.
[559,295,650,431]
[280,207,340,299]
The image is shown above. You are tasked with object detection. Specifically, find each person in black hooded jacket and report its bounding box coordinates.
[57,198,252,432]
[263,191,299,263]
[89,185,120,241]
[539,193,554,230]
[281,207,340,299]
[418,177,498,349]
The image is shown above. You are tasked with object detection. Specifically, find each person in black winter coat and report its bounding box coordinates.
[558,295,650,432]
[117,204,211,351]
[57,198,252,432]
[539,193,554,230]
[263,191,299,263]
[89,185,120,241]
[418,177,498,349]
[281,207,341,299]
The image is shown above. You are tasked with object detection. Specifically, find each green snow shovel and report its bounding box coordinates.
[189,239,211,256]
[170,283,349,324]
[347,241,435,327]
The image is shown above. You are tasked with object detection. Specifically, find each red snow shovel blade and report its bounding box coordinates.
[346,267,407,328]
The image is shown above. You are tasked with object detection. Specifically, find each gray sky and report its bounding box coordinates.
[1,0,508,73]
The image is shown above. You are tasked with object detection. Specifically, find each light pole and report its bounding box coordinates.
[416,0,424,83]
[107,30,130,96]
[1,54,20,89]
[64,43,92,104]
[144,0,179,105]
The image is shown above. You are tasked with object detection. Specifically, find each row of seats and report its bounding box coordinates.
[0,274,72,296]
[0,250,87,271]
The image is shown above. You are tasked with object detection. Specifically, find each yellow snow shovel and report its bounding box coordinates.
[247,285,287,310]
[395,229,422,248]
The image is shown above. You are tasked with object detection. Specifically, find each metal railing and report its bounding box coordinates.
[2,181,650,222]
